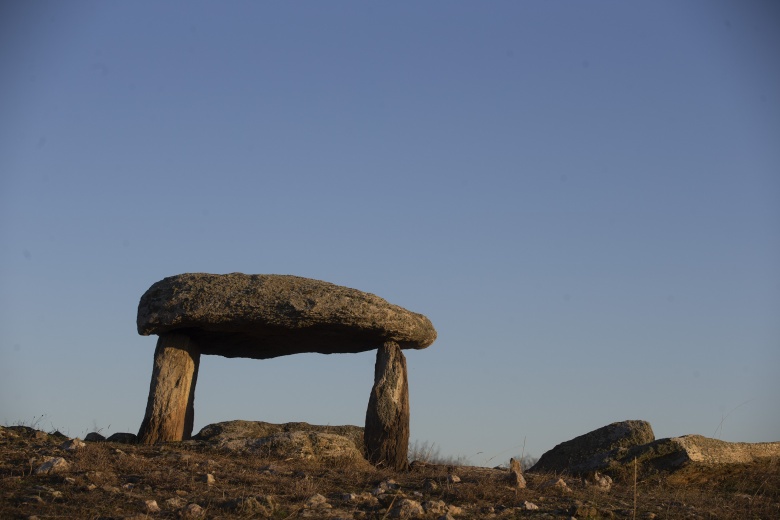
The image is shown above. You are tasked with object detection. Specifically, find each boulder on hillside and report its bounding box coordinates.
[193,420,366,462]
[137,273,437,359]
[532,420,780,476]
[624,435,780,472]
[106,432,138,444]
[531,420,655,474]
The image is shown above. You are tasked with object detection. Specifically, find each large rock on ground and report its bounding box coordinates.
[194,420,364,452]
[531,420,655,474]
[137,273,437,358]
[365,342,410,470]
[626,435,780,472]
[532,420,780,476]
[192,420,366,461]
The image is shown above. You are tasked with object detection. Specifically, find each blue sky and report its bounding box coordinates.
[2,1,778,462]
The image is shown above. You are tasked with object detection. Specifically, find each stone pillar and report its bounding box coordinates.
[365,341,410,470]
[137,333,201,444]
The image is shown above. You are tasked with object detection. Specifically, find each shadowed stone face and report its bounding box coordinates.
[137,273,437,359]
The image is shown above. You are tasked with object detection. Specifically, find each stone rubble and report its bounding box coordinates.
[59,438,86,451]
[508,457,527,488]
[33,457,69,475]
[2,422,776,519]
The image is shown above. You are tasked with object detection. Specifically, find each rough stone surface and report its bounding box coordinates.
[60,438,86,451]
[508,457,527,488]
[531,420,655,474]
[624,435,780,471]
[144,500,161,513]
[365,342,410,470]
[137,273,437,358]
[238,431,364,461]
[181,503,204,518]
[193,420,365,454]
[34,457,70,475]
[533,421,780,476]
[584,471,613,491]
[137,333,199,444]
[389,498,424,518]
[521,501,539,510]
[106,432,138,444]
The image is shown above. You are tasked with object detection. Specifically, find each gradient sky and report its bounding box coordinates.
[2,1,778,463]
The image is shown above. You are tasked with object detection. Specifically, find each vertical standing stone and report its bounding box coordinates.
[365,341,410,470]
[137,333,200,444]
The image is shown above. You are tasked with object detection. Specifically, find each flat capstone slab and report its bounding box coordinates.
[137,273,437,359]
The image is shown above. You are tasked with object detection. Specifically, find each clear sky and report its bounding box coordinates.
[1,1,778,463]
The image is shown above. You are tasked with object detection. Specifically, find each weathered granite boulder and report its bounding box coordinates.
[531,420,655,474]
[136,273,436,472]
[106,432,138,444]
[365,342,410,470]
[624,435,780,472]
[532,420,780,476]
[193,420,365,455]
[137,273,436,358]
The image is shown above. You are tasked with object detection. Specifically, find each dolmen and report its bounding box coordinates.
[136,273,437,470]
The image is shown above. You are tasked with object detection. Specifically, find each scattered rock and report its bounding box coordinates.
[541,477,572,493]
[60,438,86,451]
[165,497,185,508]
[422,500,447,514]
[422,478,438,492]
[520,501,539,510]
[508,457,526,488]
[447,474,461,484]
[181,503,205,518]
[389,498,424,518]
[84,432,105,442]
[372,478,400,495]
[106,432,138,444]
[34,457,69,475]
[531,420,655,474]
[584,471,612,491]
[198,473,215,485]
[144,499,161,513]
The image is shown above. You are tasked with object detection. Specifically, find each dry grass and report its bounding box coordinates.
[1,425,778,519]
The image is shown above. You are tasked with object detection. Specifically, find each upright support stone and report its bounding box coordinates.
[365,341,410,470]
[137,333,200,444]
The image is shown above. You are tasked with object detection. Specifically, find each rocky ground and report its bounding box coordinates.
[1,425,778,519]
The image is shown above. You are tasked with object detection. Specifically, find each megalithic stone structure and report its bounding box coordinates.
[137,333,200,444]
[135,273,437,467]
[365,341,410,470]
